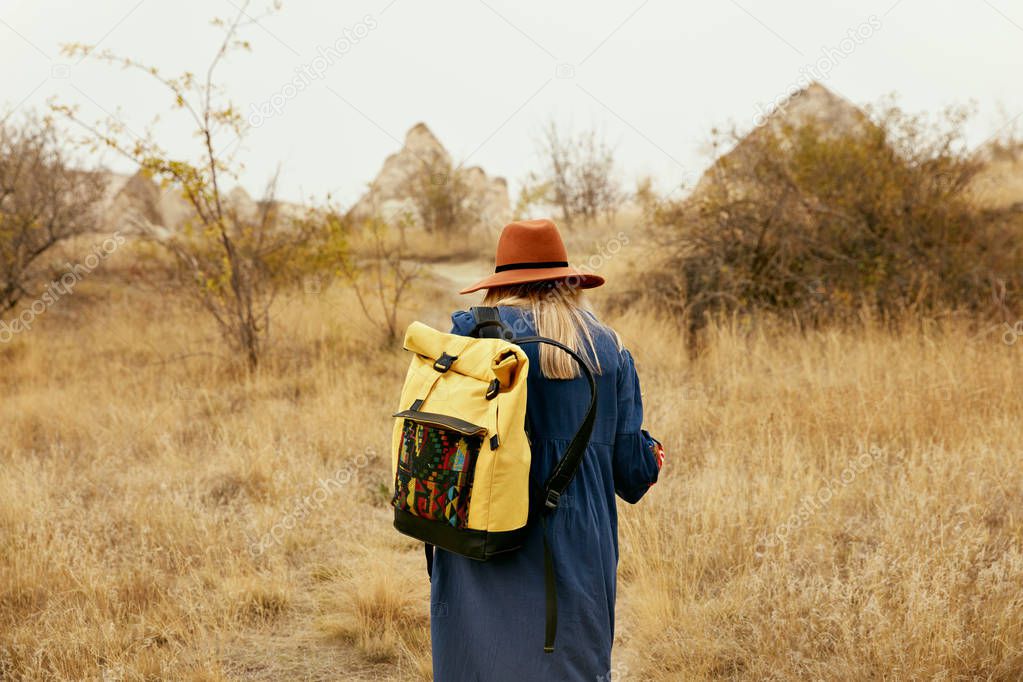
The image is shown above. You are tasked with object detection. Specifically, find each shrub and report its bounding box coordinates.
[519,121,624,226]
[398,149,480,235]
[0,116,104,315]
[295,206,420,344]
[635,104,1023,335]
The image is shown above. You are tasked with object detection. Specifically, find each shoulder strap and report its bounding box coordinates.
[469,306,598,513]
[515,334,597,511]
[468,305,510,339]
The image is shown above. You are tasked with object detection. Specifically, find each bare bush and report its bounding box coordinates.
[341,217,420,343]
[0,117,104,314]
[398,149,480,235]
[295,206,420,344]
[519,121,624,226]
[634,104,1023,338]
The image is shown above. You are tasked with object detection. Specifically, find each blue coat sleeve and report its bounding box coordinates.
[612,349,662,503]
[449,310,473,336]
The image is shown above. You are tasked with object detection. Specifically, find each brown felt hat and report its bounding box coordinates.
[459,218,605,294]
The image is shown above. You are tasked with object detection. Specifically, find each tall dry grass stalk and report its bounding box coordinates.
[1,266,1021,680]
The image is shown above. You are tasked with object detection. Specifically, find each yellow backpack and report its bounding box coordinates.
[390,306,596,652]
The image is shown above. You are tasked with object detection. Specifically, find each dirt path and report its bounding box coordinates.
[423,259,489,295]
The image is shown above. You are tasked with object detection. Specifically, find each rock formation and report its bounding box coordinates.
[348,122,511,230]
[970,141,1023,211]
[690,83,871,201]
[97,170,292,237]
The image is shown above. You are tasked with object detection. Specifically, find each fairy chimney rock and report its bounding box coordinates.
[101,170,165,233]
[349,122,511,230]
[691,83,870,201]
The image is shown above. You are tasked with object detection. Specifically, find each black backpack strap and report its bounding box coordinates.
[541,515,557,653]
[513,334,597,653]
[469,305,511,339]
[512,334,598,511]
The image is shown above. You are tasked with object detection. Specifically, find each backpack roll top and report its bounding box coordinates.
[391,322,532,560]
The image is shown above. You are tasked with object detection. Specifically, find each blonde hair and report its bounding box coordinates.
[483,281,621,380]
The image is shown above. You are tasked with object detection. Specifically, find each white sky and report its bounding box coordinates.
[3,0,1022,205]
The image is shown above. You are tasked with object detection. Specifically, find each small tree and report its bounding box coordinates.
[520,121,623,226]
[57,1,311,369]
[343,217,420,343]
[398,149,480,235]
[296,203,419,343]
[0,116,104,314]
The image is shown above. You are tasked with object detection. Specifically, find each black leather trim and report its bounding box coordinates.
[392,410,487,436]
[393,508,528,560]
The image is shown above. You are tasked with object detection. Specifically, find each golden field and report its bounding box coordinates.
[1,242,1022,681]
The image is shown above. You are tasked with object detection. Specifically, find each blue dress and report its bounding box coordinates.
[430,306,661,681]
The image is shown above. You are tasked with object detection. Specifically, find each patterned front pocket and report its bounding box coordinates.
[392,412,484,529]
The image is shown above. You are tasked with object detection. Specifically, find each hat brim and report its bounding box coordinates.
[458,266,605,295]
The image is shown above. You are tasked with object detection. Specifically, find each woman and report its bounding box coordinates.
[430,219,664,681]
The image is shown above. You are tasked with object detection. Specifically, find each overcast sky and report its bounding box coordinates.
[3,0,1022,205]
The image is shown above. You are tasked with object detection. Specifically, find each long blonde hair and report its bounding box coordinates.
[483,281,620,379]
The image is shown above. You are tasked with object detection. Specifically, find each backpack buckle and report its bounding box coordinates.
[432,353,456,373]
[543,489,561,511]
[485,378,500,400]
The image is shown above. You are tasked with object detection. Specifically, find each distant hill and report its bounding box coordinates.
[690,82,1023,213]
[89,92,1020,237]
[347,122,511,230]
[970,141,1023,211]
[96,170,305,238]
[95,122,512,237]
[690,83,871,202]
[99,170,190,236]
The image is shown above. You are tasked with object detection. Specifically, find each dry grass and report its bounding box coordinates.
[1,249,1022,680]
[0,270,440,681]
[613,310,1023,680]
